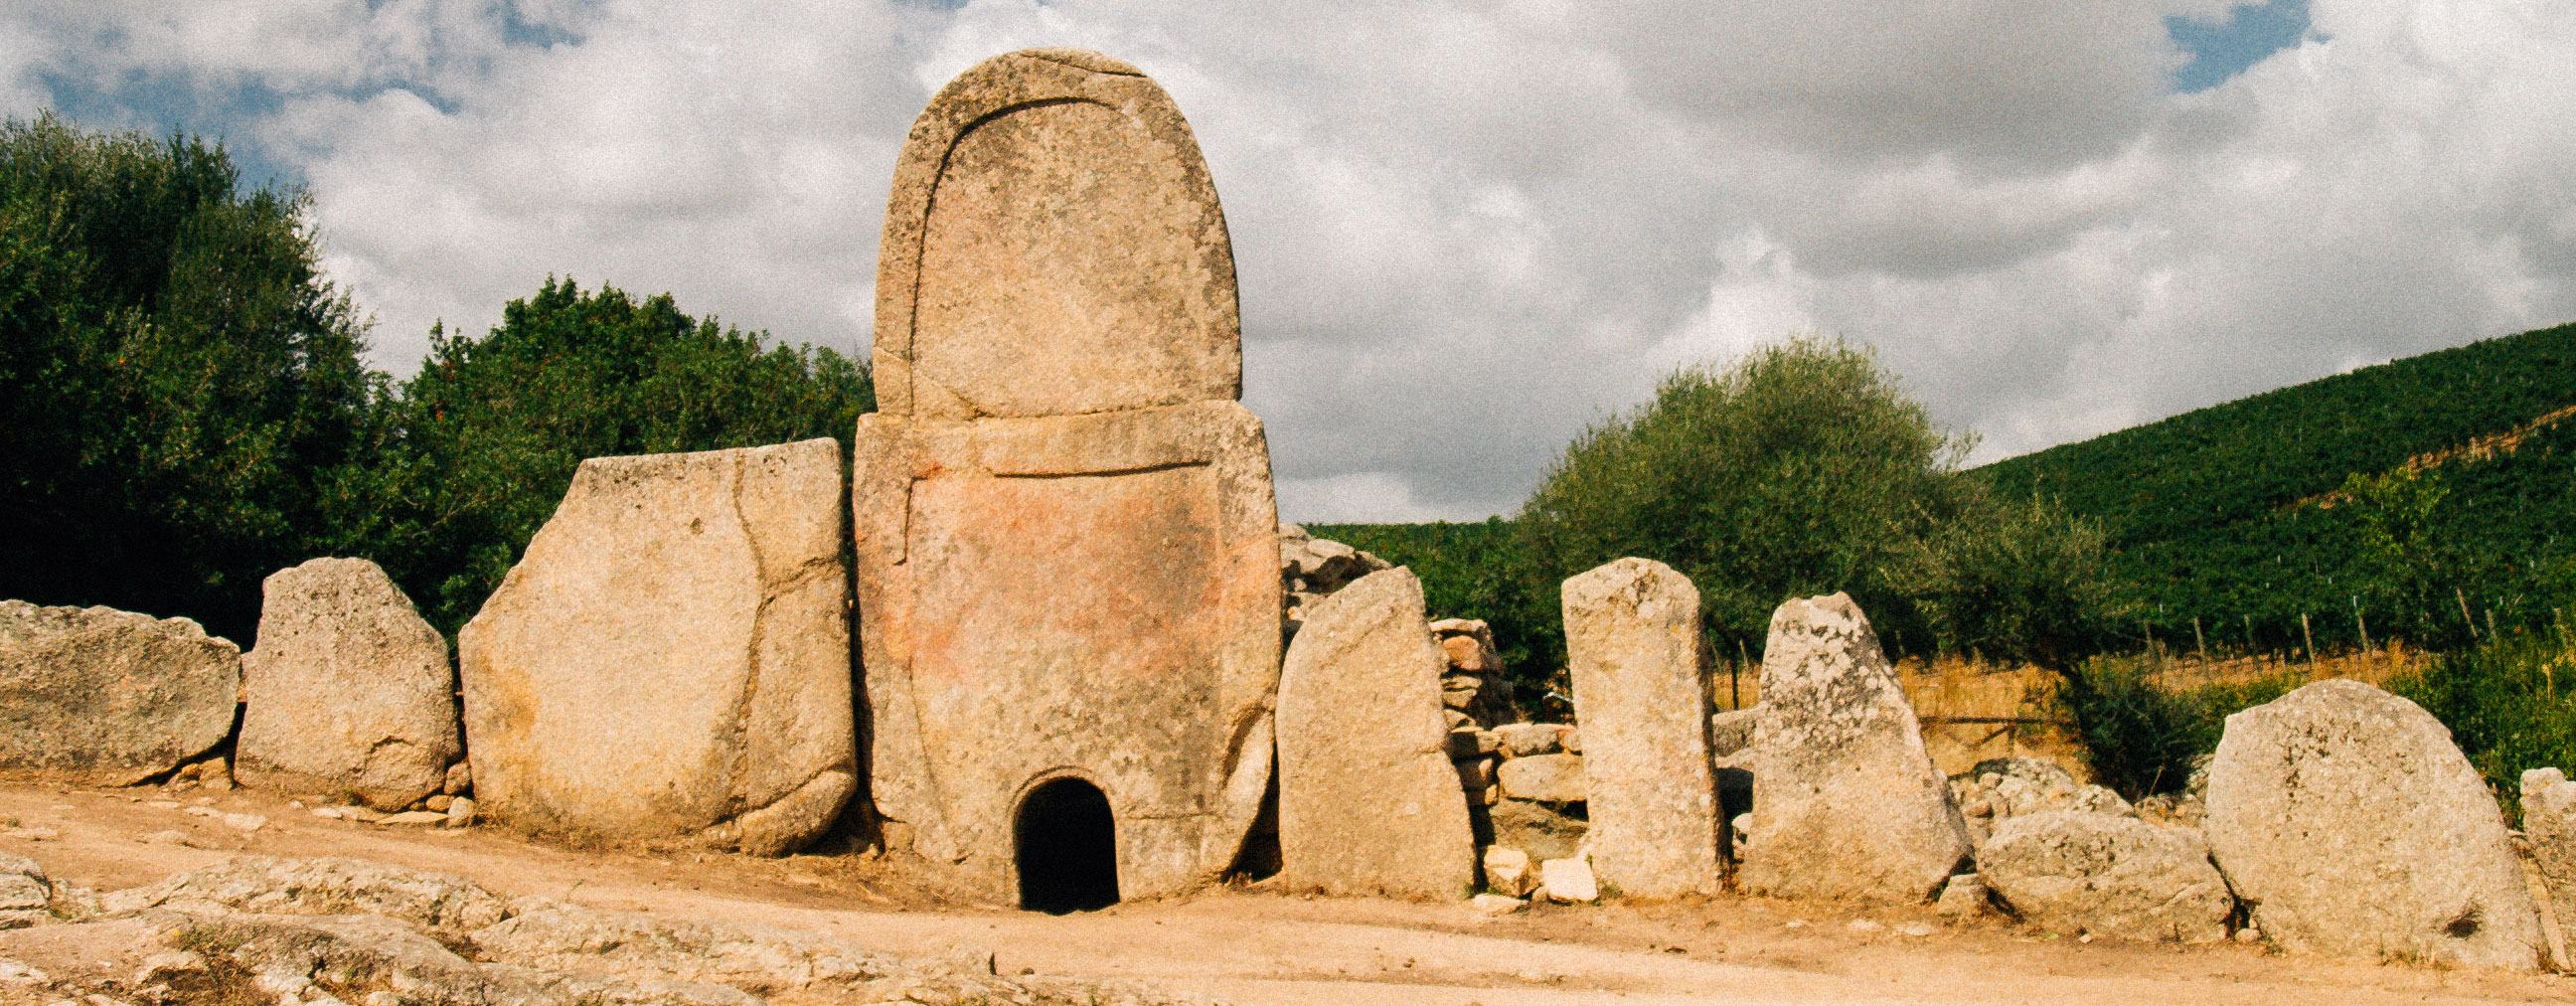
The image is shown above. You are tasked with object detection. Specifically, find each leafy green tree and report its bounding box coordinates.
[1895,493,2118,670]
[1516,337,1972,661]
[0,114,375,642]
[335,277,873,633]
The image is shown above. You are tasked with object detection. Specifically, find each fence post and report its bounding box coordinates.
[2352,594,2372,653]
[2192,616,2207,661]
[1733,637,1748,711]
[2302,612,2317,672]
[2459,587,2480,638]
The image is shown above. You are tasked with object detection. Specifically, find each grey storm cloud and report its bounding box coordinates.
[5,0,2573,522]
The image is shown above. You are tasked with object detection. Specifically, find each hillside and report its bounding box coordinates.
[1978,320,2576,652]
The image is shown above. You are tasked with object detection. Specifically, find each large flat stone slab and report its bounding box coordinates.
[459,438,855,854]
[2205,679,2540,970]
[1562,558,1722,899]
[855,49,1280,904]
[1274,568,1475,900]
[1742,592,1970,902]
[239,558,460,811]
[0,601,240,785]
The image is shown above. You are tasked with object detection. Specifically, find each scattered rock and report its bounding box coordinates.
[1275,568,1475,899]
[1847,919,1883,933]
[0,600,240,785]
[1980,810,2230,942]
[377,811,447,827]
[1935,873,1990,918]
[460,438,856,855]
[1561,558,1722,899]
[1470,893,1527,915]
[1492,723,1564,757]
[1742,593,1970,903]
[1280,527,1394,637]
[442,762,472,797]
[2204,679,2541,970]
[238,558,462,812]
[1539,857,1597,903]
[1483,847,1536,898]
[444,796,477,829]
[131,950,203,985]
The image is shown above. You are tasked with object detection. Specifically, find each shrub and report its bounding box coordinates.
[2389,628,2576,820]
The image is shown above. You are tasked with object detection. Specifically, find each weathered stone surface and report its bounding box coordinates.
[1275,568,1473,899]
[1742,593,1970,903]
[1980,811,2230,942]
[1498,754,1587,803]
[102,856,510,932]
[1936,873,1990,918]
[1489,799,1589,862]
[1494,723,1564,757]
[239,558,460,811]
[875,48,1240,420]
[1708,708,1758,758]
[2524,767,2576,921]
[856,51,1280,904]
[1539,857,1598,903]
[459,438,854,853]
[1561,558,1721,900]
[1483,847,1536,898]
[2204,679,2540,970]
[0,600,239,785]
[1281,526,1392,636]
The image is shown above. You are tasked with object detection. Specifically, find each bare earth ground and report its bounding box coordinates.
[1,781,2566,1005]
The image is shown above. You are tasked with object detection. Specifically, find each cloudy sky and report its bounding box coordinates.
[6,1,2571,521]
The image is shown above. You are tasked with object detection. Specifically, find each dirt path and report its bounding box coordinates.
[2,781,2564,1005]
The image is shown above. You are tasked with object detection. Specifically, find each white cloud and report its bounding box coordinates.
[5,0,2573,517]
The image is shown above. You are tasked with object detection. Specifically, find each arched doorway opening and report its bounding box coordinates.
[1015,776,1119,913]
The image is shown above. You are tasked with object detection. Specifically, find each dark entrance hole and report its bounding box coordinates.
[1015,776,1119,914]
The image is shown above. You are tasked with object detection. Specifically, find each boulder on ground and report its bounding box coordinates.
[1489,798,1589,862]
[1561,558,1722,899]
[1539,856,1598,903]
[1275,568,1475,899]
[239,558,461,811]
[2204,679,2540,970]
[1483,847,1536,898]
[1980,810,2230,942]
[1935,873,1990,918]
[0,600,240,785]
[2523,767,2576,920]
[1741,593,1970,902]
[459,438,856,854]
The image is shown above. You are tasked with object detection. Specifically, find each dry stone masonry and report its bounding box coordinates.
[854,49,1283,903]
[1978,809,2232,942]
[459,438,856,855]
[1741,592,1971,903]
[238,558,461,812]
[0,601,239,785]
[2204,679,2541,970]
[1275,568,1475,899]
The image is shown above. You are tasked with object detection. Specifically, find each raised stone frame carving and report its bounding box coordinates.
[854,48,1281,904]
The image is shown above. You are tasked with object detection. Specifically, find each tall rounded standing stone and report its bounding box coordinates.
[854,49,1282,903]
[239,558,460,811]
[0,600,239,785]
[1742,592,1970,902]
[1560,558,1721,899]
[1275,568,1475,899]
[459,438,855,855]
[2204,679,2540,970]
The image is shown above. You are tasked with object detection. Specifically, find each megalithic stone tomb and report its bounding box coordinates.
[852,48,1284,905]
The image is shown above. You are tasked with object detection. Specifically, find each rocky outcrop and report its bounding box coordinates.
[1741,593,1970,902]
[0,600,240,785]
[1275,568,1475,899]
[1979,810,2231,942]
[2204,679,2541,970]
[459,438,855,855]
[1280,525,1392,637]
[1560,558,1722,899]
[239,558,460,811]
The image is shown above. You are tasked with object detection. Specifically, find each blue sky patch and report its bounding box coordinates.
[2168,0,2314,92]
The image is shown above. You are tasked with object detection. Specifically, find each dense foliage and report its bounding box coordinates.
[340,278,874,633]
[0,117,871,643]
[2391,628,2576,819]
[0,115,376,641]
[1980,321,2576,653]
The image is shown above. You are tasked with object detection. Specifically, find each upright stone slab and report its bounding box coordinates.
[239,558,460,811]
[0,601,240,785]
[1561,558,1721,899]
[2204,680,2540,970]
[2524,768,2576,922]
[459,438,855,855]
[854,49,1282,902]
[1275,568,1474,899]
[1742,592,1970,902]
